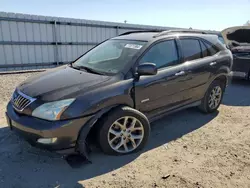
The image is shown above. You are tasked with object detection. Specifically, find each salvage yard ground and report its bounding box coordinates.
[0,72,250,188]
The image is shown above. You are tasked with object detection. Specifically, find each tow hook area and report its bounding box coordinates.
[64,142,92,168]
[77,140,92,163]
[64,153,91,168]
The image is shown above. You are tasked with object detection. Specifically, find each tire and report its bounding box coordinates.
[199,80,225,113]
[97,106,150,155]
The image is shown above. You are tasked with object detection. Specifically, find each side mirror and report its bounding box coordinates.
[137,63,157,76]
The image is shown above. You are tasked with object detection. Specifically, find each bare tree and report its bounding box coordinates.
[244,20,250,26]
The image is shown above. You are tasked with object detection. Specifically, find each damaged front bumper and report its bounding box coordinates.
[5,102,94,155]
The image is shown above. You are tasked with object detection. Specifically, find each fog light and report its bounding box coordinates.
[37,138,57,144]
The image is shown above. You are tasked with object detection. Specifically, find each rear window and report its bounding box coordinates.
[180,39,202,61]
[203,41,220,56]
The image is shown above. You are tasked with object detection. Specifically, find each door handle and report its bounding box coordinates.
[210,62,217,66]
[175,71,186,76]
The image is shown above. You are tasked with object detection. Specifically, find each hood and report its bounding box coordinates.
[221,26,250,49]
[18,65,111,101]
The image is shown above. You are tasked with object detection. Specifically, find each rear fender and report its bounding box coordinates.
[203,67,230,95]
[214,65,231,84]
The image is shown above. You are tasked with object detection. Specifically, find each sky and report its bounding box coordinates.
[0,0,250,31]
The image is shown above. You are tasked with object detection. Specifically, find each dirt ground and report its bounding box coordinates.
[0,72,249,188]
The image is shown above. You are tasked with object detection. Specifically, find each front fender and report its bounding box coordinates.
[75,104,124,160]
[61,79,134,119]
[76,104,120,143]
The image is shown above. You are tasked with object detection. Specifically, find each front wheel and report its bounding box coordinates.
[97,106,150,155]
[199,80,225,113]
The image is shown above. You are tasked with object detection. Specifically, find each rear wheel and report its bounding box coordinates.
[97,106,150,155]
[199,80,225,113]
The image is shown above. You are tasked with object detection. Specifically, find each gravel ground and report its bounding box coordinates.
[0,72,38,125]
[0,72,250,188]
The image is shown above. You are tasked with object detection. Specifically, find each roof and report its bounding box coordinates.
[113,32,159,41]
[112,30,220,42]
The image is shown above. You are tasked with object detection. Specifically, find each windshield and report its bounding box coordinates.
[72,39,146,74]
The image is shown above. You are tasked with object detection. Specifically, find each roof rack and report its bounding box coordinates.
[154,29,208,38]
[119,30,163,36]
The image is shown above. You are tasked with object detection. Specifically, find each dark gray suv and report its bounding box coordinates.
[6,30,233,157]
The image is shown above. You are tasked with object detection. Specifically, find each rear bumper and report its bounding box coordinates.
[231,56,250,79]
[229,71,248,79]
[6,102,93,152]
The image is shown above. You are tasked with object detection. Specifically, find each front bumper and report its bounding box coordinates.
[6,102,93,152]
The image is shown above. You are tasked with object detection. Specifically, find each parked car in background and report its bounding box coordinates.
[6,30,233,157]
[222,26,250,80]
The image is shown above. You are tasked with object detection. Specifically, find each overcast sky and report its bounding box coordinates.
[1,0,250,31]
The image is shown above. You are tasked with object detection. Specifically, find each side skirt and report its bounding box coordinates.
[148,101,201,123]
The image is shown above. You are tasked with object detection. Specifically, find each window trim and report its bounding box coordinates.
[134,38,181,71]
[199,40,208,58]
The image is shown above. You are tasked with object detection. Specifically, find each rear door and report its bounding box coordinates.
[200,39,222,74]
[134,39,192,118]
[179,38,219,102]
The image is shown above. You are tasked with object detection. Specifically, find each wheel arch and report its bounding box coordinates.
[208,65,231,90]
[201,71,229,99]
[214,74,228,90]
[76,104,133,149]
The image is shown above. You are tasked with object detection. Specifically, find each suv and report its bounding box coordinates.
[221,26,250,79]
[6,30,233,157]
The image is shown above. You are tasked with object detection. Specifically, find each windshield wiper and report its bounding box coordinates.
[73,65,105,75]
[68,62,78,68]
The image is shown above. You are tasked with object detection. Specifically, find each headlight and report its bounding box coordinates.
[32,99,75,121]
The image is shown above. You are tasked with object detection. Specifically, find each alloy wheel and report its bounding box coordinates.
[208,86,222,109]
[108,116,144,153]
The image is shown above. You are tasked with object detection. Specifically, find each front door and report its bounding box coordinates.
[134,39,191,119]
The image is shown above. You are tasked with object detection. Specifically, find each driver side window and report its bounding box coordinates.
[139,40,179,69]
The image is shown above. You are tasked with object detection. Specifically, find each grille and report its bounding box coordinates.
[12,90,36,111]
